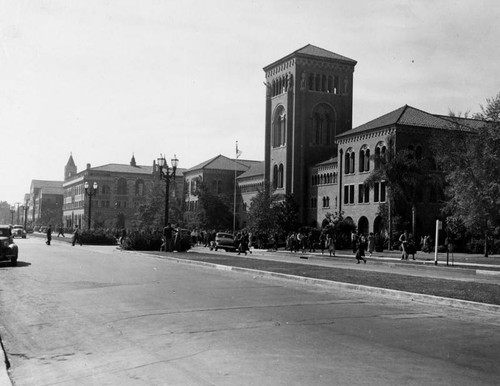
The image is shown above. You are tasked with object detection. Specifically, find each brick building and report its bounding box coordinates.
[183,155,261,228]
[264,44,356,220]
[62,154,185,230]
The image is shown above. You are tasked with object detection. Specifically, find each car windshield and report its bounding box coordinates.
[13,226,23,230]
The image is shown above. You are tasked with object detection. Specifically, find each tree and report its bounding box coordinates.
[0,201,12,224]
[432,92,500,256]
[275,194,301,236]
[323,211,356,249]
[137,181,183,229]
[364,134,438,244]
[246,188,280,237]
[195,181,233,230]
[137,182,165,229]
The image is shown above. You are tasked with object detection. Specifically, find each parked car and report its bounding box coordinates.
[11,225,27,239]
[0,225,19,266]
[214,232,237,252]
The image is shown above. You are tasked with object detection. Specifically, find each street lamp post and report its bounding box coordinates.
[20,204,30,229]
[9,206,15,225]
[14,202,21,224]
[157,154,179,227]
[84,181,98,230]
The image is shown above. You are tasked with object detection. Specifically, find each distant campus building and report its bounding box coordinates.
[25,44,482,239]
[61,154,184,230]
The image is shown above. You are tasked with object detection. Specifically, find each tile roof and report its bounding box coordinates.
[185,155,257,173]
[264,44,356,71]
[237,161,265,179]
[90,164,154,174]
[314,157,338,167]
[31,180,63,189]
[337,105,483,138]
[295,44,357,64]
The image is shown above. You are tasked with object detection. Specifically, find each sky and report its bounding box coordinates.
[1,0,499,205]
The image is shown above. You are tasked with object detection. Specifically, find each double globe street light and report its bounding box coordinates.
[84,181,98,230]
[157,154,179,227]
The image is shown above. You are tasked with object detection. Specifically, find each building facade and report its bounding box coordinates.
[183,155,261,228]
[29,180,64,228]
[62,154,184,230]
[264,44,356,220]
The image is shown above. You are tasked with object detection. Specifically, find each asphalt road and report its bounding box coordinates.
[1,238,500,385]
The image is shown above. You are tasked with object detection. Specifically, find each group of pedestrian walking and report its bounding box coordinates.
[45,224,82,246]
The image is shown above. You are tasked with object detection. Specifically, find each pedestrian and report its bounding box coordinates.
[72,225,82,246]
[288,232,297,253]
[327,233,335,257]
[119,228,127,246]
[248,231,253,254]
[236,233,247,256]
[46,224,52,246]
[319,231,326,254]
[162,223,173,252]
[407,233,416,260]
[355,236,367,264]
[351,231,358,253]
[399,231,408,260]
[301,232,308,253]
[308,231,315,253]
[367,232,375,257]
[424,234,432,253]
[57,224,65,237]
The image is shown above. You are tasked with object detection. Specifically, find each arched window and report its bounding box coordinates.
[278,164,284,188]
[272,106,286,148]
[117,178,128,195]
[359,146,370,172]
[311,104,335,145]
[135,179,144,196]
[272,165,278,189]
[345,148,355,174]
[374,142,387,169]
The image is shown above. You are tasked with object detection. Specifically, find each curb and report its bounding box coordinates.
[122,250,500,315]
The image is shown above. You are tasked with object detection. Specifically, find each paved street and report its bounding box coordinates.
[1,237,500,385]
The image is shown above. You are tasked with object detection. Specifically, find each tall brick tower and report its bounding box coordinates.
[263,44,356,222]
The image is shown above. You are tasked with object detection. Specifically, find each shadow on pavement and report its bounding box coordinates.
[0,261,31,269]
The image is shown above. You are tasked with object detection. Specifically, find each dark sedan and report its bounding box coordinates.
[0,225,19,266]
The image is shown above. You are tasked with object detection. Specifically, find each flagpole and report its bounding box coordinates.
[233,141,238,234]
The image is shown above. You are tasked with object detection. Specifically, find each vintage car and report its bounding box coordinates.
[214,232,237,252]
[0,225,19,266]
[11,225,27,239]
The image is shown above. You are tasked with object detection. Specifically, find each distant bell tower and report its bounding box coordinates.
[64,153,77,180]
[263,44,356,221]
